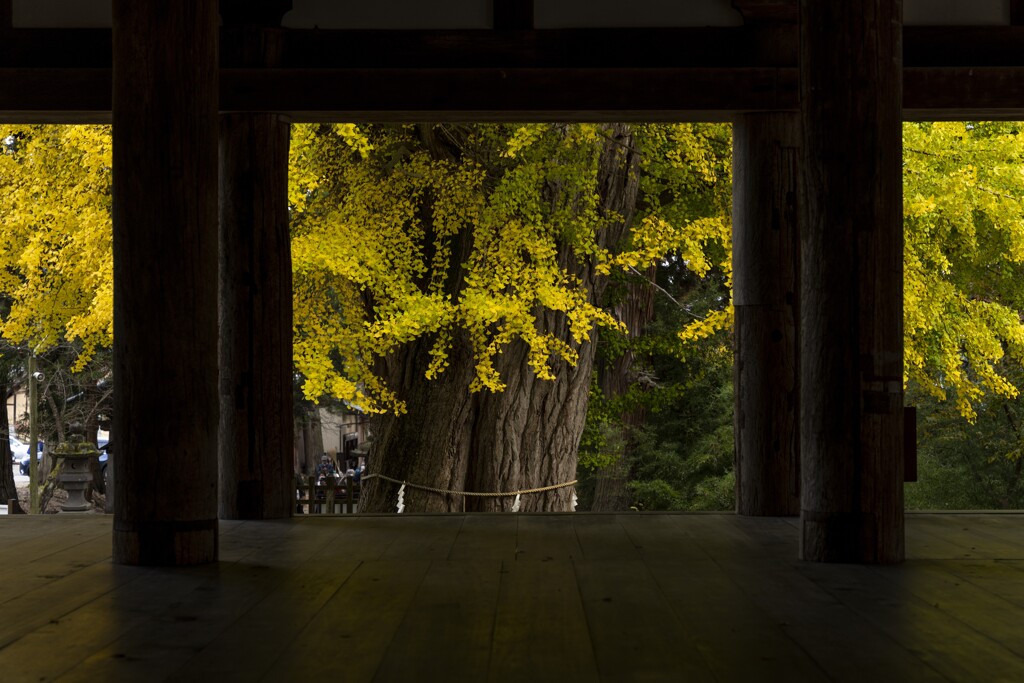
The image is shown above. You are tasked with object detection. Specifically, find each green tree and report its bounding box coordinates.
[906,366,1024,510]
[0,126,113,508]
[290,123,731,512]
[0,126,113,364]
[578,258,735,512]
[903,121,1024,420]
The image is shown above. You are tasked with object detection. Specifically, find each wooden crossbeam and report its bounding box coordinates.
[3,26,1024,122]
[1012,0,1024,25]
[493,0,533,30]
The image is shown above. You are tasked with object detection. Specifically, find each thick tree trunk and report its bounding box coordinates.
[732,112,801,516]
[466,319,594,512]
[590,267,656,512]
[359,334,478,513]
[112,0,219,564]
[295,402,325,476]
[361,124,640,513]
[799,0,904,563]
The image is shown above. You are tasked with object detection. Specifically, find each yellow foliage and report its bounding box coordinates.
[9,120,1024,427]
[903,121,1024,419]
[290,123,732,412]
[0,125,113,365]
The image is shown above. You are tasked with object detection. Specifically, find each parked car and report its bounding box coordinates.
[16,438,43,475]
[17,444,43,475]
[7,433,29,463]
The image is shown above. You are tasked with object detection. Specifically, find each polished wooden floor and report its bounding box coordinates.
[0,513,1022,682]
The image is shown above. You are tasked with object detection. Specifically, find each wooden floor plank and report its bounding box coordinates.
[380,515,464,560]
[56,565,296,682]
[574,558,716,682]
[718,557,948,682]
[0,528,138,650]
[798,560,1024,682]
[375,559,503,682]
[166,560,364,681]
[939,559,1024,606]
[448,514,517,561]
[616,513,711,561]
[868,560,1024,662]
[0,533,113,606]
[0,565,218,682]
[905,520,979,560]
[907,515,1024,560]
[943,514,1024,553]
[572,514,639,561]
[54,520,351,682]
[644,558,830,682]
[167,523,366,682]
[515,514,583,561]
[0,513,1022,682]
[259,558,432,682]
[488,558,598,682]
[681,514,797,561]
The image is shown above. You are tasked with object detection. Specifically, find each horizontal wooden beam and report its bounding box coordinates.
[1,26,797,69]
[223,67,796,120]
[0,66,795,124]
[4,26,1024,122]
[904,26,1024,67]
[11,25,1024,70]
[904,67,1024,120]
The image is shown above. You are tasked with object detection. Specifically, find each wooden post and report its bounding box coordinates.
[112,0,219,565]
[219,113,294,519]
[799,0,904,563]
[733,112,800,517]
[219,3,294,522]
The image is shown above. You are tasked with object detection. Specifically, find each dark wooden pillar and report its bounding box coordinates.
[112,0,219,565]
[733,113,800,517]
[219,113,294,519]
[218,2,295,521]
[799,0,904,563]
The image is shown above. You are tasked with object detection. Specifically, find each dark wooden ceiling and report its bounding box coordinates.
[2,0,1024,123]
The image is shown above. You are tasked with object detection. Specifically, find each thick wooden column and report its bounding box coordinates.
[799,0,905,563]
[733,113,800,517]
[219,113,294,519]
[112,1,219,565]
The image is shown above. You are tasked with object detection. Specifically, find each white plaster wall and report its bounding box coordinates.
[906,0,1009,25]
[12,0,111,27]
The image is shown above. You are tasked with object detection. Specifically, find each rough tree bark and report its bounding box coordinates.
[590,268,656,512]
[295,402,325,476]
[360,124,641,513]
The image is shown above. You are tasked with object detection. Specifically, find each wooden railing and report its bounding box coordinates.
[294,475,360,514]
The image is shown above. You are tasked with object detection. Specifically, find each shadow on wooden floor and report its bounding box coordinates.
[0,512,1021,682]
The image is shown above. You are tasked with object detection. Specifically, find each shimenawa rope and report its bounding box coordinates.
[361,473,577,498]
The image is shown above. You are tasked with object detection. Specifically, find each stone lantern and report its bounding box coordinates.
[53,423,99,512]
